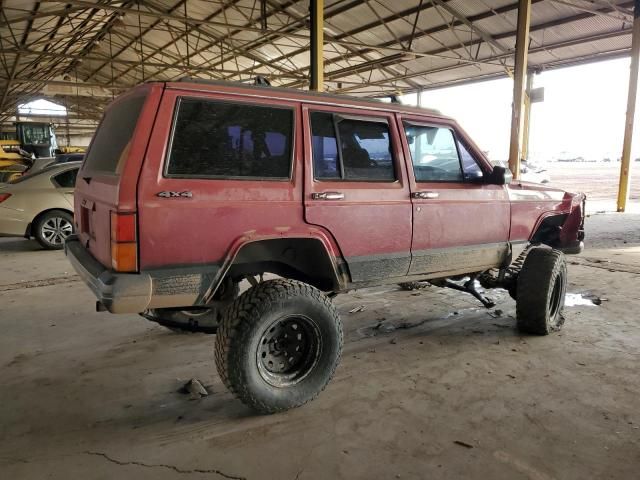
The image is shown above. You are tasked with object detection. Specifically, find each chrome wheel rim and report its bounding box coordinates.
[256,315,322,388]
[41,216,73,245]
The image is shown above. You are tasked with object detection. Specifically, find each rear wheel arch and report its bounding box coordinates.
[225,237,346,292]
[30,208,75,237]
[31,208,75,249]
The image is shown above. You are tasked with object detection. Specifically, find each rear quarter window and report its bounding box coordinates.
[83,94,147,174]
[165,98,294,180]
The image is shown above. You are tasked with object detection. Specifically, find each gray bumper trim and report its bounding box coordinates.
[65,235,153,313]
[65,235,221,313]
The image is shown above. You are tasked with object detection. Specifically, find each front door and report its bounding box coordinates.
[398,115,511,276]
[302,105,412,283]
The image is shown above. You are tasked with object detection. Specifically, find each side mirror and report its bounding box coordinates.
[486,165,512,185]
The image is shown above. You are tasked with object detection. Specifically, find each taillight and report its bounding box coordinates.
[0,193,11,203]
[110,212,137,272]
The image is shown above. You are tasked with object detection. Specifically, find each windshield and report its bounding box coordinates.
[83,93,147,175]
[20,124,51,145]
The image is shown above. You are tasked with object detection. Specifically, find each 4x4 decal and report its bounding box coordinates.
[156,191,192,198]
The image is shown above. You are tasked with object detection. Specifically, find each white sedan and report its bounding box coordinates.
[0,162,80,249]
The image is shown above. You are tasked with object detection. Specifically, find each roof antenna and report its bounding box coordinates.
[389,94,402,104]
[254,76,271,86]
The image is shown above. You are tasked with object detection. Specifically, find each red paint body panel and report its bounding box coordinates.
[74,83,163,267]
[72,79,586,281]
[508,181,574,242]
[397,114,511,252]
[301,104,412,262]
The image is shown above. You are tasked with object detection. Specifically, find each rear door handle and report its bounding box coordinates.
[312,191,345,200]
[411,191,439,199]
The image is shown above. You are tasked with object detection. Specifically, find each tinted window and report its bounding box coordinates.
[83,94,146,174]
[167,99,293,179]
[404,124,462,182]
[51,168,78,188]
[458,141,484,180]
[311,112,395,181]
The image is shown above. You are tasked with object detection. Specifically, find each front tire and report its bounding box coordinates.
[34,210,74,250]
[214,279,343,414]
[516,247,567,335]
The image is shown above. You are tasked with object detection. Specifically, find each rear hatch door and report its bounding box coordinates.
[74,83,163,268]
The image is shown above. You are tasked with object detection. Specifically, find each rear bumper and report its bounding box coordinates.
[64,235,220,313]
[65,235,153,313]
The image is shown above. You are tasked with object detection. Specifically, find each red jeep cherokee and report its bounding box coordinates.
[65,78,585,413]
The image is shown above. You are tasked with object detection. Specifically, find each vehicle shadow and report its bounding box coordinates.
[0,238,42,253]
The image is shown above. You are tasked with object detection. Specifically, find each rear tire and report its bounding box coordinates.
[34,210,74,250]
[516,247,567,335]
[214,279,343,414]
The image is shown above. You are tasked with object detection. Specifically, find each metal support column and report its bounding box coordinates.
[521,69,534,164]
[508,0,532,179]
[617,0,640,212]
[310,0,324,92]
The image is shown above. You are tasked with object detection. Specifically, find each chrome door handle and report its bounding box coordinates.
[312,191,345,200]
[411,191,439,199]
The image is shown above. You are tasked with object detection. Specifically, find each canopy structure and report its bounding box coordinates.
[0,0,634,122]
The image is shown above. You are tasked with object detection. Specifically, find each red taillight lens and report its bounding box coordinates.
[0,193,11,203]
[110,212,137,272]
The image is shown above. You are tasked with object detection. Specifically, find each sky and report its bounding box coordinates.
[401,58,636,163]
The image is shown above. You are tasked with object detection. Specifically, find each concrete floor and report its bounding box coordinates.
[1,213,639,479]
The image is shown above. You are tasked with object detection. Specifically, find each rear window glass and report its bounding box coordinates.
[311,112,396,182]
[83,94,146,174]
[166,98,293,179]
[51,168,79,188]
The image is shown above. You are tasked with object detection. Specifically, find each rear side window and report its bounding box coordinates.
[83,94,146,174]
[311,112,395,181]
[166,98,293,179]
[51,168,79,188]
[404,123,463,182]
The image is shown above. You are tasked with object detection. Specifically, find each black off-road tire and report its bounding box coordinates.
[214,279,343,414]
[34,209,74,250]
[516,247,567,335]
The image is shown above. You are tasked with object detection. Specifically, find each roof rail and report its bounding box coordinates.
[177,76,272,87]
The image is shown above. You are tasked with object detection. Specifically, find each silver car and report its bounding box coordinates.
[0,162,79,249]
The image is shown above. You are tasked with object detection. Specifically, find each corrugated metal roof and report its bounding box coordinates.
[0,0,634,120]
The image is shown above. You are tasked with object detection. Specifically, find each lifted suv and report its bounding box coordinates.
[66,79,585,414]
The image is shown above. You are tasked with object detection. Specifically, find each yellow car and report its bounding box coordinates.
[0,161,79,249]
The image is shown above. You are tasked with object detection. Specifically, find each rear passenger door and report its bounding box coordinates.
[399,116,511,276]
[302,105,412,282]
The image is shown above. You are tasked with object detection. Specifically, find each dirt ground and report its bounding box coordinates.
[1,212,639,479]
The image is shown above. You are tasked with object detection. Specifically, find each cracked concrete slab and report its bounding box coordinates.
[0,213,639,479]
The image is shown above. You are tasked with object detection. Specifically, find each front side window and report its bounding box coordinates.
[311,112,395,181]
[404,123,463,182]
[457,141,484,180]
[167,99,293,179]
